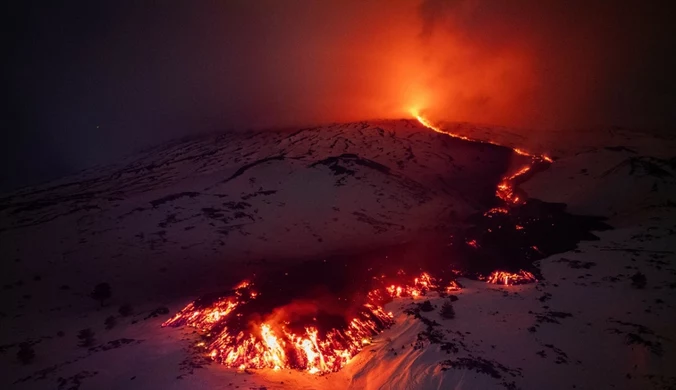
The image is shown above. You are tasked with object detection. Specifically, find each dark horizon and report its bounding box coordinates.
[5,0,675,191]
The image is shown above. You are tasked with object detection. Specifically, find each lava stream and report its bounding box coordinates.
[413,112,552,204]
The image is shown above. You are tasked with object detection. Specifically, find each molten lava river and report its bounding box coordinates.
[162,115,610,374]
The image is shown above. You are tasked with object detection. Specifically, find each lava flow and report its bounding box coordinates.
[163,115,610,375]
[163,273,456,374]
[413,112,553,205]
[413,112,548,285]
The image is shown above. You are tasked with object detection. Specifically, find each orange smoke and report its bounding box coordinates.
[208,1,571,131]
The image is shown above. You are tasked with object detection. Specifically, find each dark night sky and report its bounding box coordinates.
[4,0,675,191]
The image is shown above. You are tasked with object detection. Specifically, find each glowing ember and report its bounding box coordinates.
[385,272,438,298]
[163,272,451,374]
[412,112,552,161]
[484,270,537,285]
[484,207,509,216]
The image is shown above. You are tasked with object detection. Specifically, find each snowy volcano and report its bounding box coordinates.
[1,119,675,389]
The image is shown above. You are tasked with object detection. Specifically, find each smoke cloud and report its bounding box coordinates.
[415,0,676,130]
[4,0,674,189]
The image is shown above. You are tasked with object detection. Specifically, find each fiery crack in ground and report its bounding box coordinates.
[162,114,610,374]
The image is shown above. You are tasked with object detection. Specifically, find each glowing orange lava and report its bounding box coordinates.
[412,112,547,288]
[163,272,455,374]
[412,112,552,205]
[484,270,537,285]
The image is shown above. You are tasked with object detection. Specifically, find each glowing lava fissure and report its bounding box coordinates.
[163,115,611,374]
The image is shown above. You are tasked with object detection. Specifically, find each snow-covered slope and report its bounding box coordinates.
[0,119,515,305]
[2,119,675,390]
